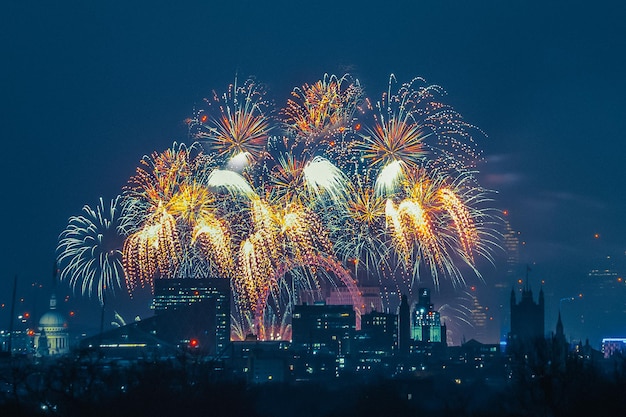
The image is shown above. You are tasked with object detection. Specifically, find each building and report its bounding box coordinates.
[508,281,544,353]
[412,288,446,345]
[152,278,230,354]
[326,286,383,315]
[469,292,489,341]
[601,338,626,359]
[34,294,70,357]
[359,310,398,355]
[230,338,291,383]
[398,295,410,355]
[291,302,355,355]
[81,299,227,359]
[579,260,626,342]
[83,277,232,358]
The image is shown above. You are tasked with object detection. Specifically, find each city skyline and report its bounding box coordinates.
[1,2,626,346]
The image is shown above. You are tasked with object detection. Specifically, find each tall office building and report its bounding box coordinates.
[579,259,626,343]
[469,293,489,341]
[495,218,522,342]
[152,278,230,354]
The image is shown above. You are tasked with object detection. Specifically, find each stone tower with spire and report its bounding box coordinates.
[508,280,545,350]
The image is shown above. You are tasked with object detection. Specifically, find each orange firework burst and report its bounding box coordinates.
[438,187,478,262]
[192,78,272,163]
[283,74,363,147]
[229,193,342,339]
[122,144,234,291]
[358,75,430,179]
[122,144,196,215]
[383,168,488,287]
[360,114,428,172]
[268,154,308,205]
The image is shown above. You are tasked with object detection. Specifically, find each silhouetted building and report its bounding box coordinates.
[454,339,501,363]
[551,311,569,371]
[508,282,544,350]
[398,295,410,355]
[359,310,398,355]
[291,302,355,355]
[153,278,230,353]
[81,299,228,358]
[230,338,291,383]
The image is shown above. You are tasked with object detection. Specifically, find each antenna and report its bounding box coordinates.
[7,275,18,356]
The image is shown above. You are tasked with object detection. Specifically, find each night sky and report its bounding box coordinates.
[1,1,625,343]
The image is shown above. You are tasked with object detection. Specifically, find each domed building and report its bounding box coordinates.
[34,294,70,356]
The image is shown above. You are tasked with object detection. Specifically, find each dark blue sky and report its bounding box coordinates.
[2,1,625,339]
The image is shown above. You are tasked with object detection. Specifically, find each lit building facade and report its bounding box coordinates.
[601,338,626,359]
[34,294,70,356]
[412,288,446,344]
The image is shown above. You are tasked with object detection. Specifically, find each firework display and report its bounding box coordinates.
[57,74,499,340]
[57,197,127,305]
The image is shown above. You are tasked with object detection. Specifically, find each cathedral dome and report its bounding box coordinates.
[38,294,68,332]
[39,310,67,331]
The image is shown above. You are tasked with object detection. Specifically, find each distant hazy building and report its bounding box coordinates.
[580,261,626,342]
[502,219,521,284]
[34,294,69,356]
[326,286,383,315]
[469,293,489,341]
